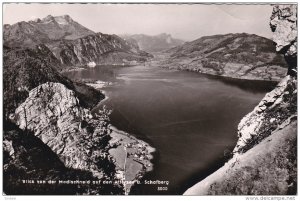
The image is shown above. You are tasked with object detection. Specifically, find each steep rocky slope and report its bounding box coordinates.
[122,33,185,52]
[160,33,288,81]
[184,4,297,195]
[49,32,152,66]
[11,82,114,177]
[4,15,94,48]
[234,75,297,154]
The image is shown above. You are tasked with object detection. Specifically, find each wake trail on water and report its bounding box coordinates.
[150,118,211,129]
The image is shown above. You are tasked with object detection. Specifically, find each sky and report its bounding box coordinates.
[3,3,274,41]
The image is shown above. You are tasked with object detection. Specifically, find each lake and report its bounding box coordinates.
[64,65,275,195]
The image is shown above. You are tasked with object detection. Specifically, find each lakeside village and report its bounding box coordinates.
[108,126,154,179]
[124,140,152,162]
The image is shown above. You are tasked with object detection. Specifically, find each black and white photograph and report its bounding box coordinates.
[1,1,298,198]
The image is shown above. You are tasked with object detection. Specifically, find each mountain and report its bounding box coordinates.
[122,33,185,53]
[48,32,153,66]
[4,15,94,47]
[160,33,288,81]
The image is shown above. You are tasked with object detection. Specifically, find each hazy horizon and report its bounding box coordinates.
[3,3,275,41]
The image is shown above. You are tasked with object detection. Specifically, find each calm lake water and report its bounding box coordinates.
[64,65,275,195]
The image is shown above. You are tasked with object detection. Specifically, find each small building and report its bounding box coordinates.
[87,61,96,67]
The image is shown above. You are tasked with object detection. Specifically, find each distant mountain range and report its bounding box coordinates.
[121,33,185,53]
[159,33,288,81]
[4,15,152,66]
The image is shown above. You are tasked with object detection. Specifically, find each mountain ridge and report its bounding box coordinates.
[159,32,288,81]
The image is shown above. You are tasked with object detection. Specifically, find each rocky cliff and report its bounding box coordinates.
[270,5,297,76]
[12,82,112,177]
[122,33,185,53]
[49,32,153,66]
[184,4,297,195]
[159,33,288,81]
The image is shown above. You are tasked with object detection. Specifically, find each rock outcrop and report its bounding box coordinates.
[270,5,297,76]
[159,33,288,81]
[184,4,297,195]
[12,82,112,178]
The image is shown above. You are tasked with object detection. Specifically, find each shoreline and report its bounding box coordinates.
[185,68,281,83]
[86,81,111,105]
[159,65,283,83]
[60,64,143,74]
[148,53,285,83]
